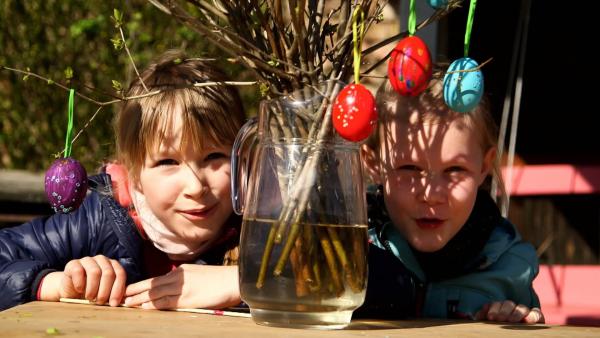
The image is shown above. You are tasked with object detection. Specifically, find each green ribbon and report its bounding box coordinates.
[352,6,365,84]
[464,0,478,56]
[408,0,416,36]
[63,89,74,158]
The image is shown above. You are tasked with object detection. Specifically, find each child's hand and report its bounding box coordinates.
[61,255,127,306]
[123,264,240,310]
[39,255,127,307]
[475,300,545,324]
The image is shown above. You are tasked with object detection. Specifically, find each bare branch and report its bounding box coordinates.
[119,26,149,92]
[185,0,229,22]
[1,65,105,106]
[153,0,300,87]
[1,65,256,106]
[363,0,461,57]
[446,57,493,74]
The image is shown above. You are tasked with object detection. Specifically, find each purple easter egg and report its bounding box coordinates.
[44,157,88,213]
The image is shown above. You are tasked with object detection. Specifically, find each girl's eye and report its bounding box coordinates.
[156,158,178,166]
[205,152,228,161]
[397,164,422,172]
[445,166,466,173]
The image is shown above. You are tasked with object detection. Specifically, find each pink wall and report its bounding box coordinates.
[502,165,600,196]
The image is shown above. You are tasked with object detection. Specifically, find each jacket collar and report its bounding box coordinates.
[379,222,426,281]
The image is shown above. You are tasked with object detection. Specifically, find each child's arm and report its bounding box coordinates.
[0,191,140,310]
[38,255,127,307]
[123,264,240,310]
[475,300,545,324]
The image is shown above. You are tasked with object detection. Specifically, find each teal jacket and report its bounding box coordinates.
[369,216,540,319]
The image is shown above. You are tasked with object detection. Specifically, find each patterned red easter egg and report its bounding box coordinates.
[44,157,88,213]
[387,36,432,96]
[332,84,377,142]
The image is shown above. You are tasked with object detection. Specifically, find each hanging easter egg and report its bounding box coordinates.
[332,84,378,142]
[387,36,432,97]
[443,57,484,113]
[44,157,88,214]
[427,0,448,9]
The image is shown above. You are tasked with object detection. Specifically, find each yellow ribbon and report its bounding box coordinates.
[352,6,365,85]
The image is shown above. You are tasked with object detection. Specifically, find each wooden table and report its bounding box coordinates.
[1,301,599,338]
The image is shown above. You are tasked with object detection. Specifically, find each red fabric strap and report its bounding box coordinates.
[36,275,46,300]
[105,163,147,239]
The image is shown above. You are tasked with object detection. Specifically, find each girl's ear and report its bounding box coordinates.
[361,144,383,184]
[479,147,496,185]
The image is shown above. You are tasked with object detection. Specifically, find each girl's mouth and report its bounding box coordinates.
[179,205,217,220]
[415,218,444,229]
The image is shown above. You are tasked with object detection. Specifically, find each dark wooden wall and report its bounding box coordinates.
[509,195,600,264]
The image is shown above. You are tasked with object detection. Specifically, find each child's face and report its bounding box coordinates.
[364,111,494,253]
[137,110,233,254]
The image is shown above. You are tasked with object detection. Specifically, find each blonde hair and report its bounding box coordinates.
[114,50,245,180]
[368,72,506,201]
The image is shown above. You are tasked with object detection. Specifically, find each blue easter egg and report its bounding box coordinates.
[443,57,484,113]
[428,0,448,9]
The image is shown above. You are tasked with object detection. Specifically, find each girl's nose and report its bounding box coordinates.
[183,166,208,198]
[418,173,446,205]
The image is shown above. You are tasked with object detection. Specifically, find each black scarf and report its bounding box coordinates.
[412,190,501,281]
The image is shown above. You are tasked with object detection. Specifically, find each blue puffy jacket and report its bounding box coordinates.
[1,173,145,310]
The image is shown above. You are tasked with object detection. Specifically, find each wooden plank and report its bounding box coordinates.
[1,301,599,338]
[0,169,46,203]
[0,214,46,223]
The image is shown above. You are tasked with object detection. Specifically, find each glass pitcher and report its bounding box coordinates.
[231,81,368,329]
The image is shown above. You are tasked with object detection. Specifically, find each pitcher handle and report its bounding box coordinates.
[231,117,258,215]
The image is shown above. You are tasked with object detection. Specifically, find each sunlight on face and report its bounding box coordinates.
[377,111,491,252]
[137,107,233,256]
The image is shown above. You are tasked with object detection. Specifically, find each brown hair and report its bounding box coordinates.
[114,50,245,181]
[367,71,506,201]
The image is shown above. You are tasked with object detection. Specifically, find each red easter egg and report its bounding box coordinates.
[44,157,88,214]
[332,84,377,142]
[387,36,432,96]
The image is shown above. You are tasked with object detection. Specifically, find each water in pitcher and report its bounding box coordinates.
[239,218,368,329]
